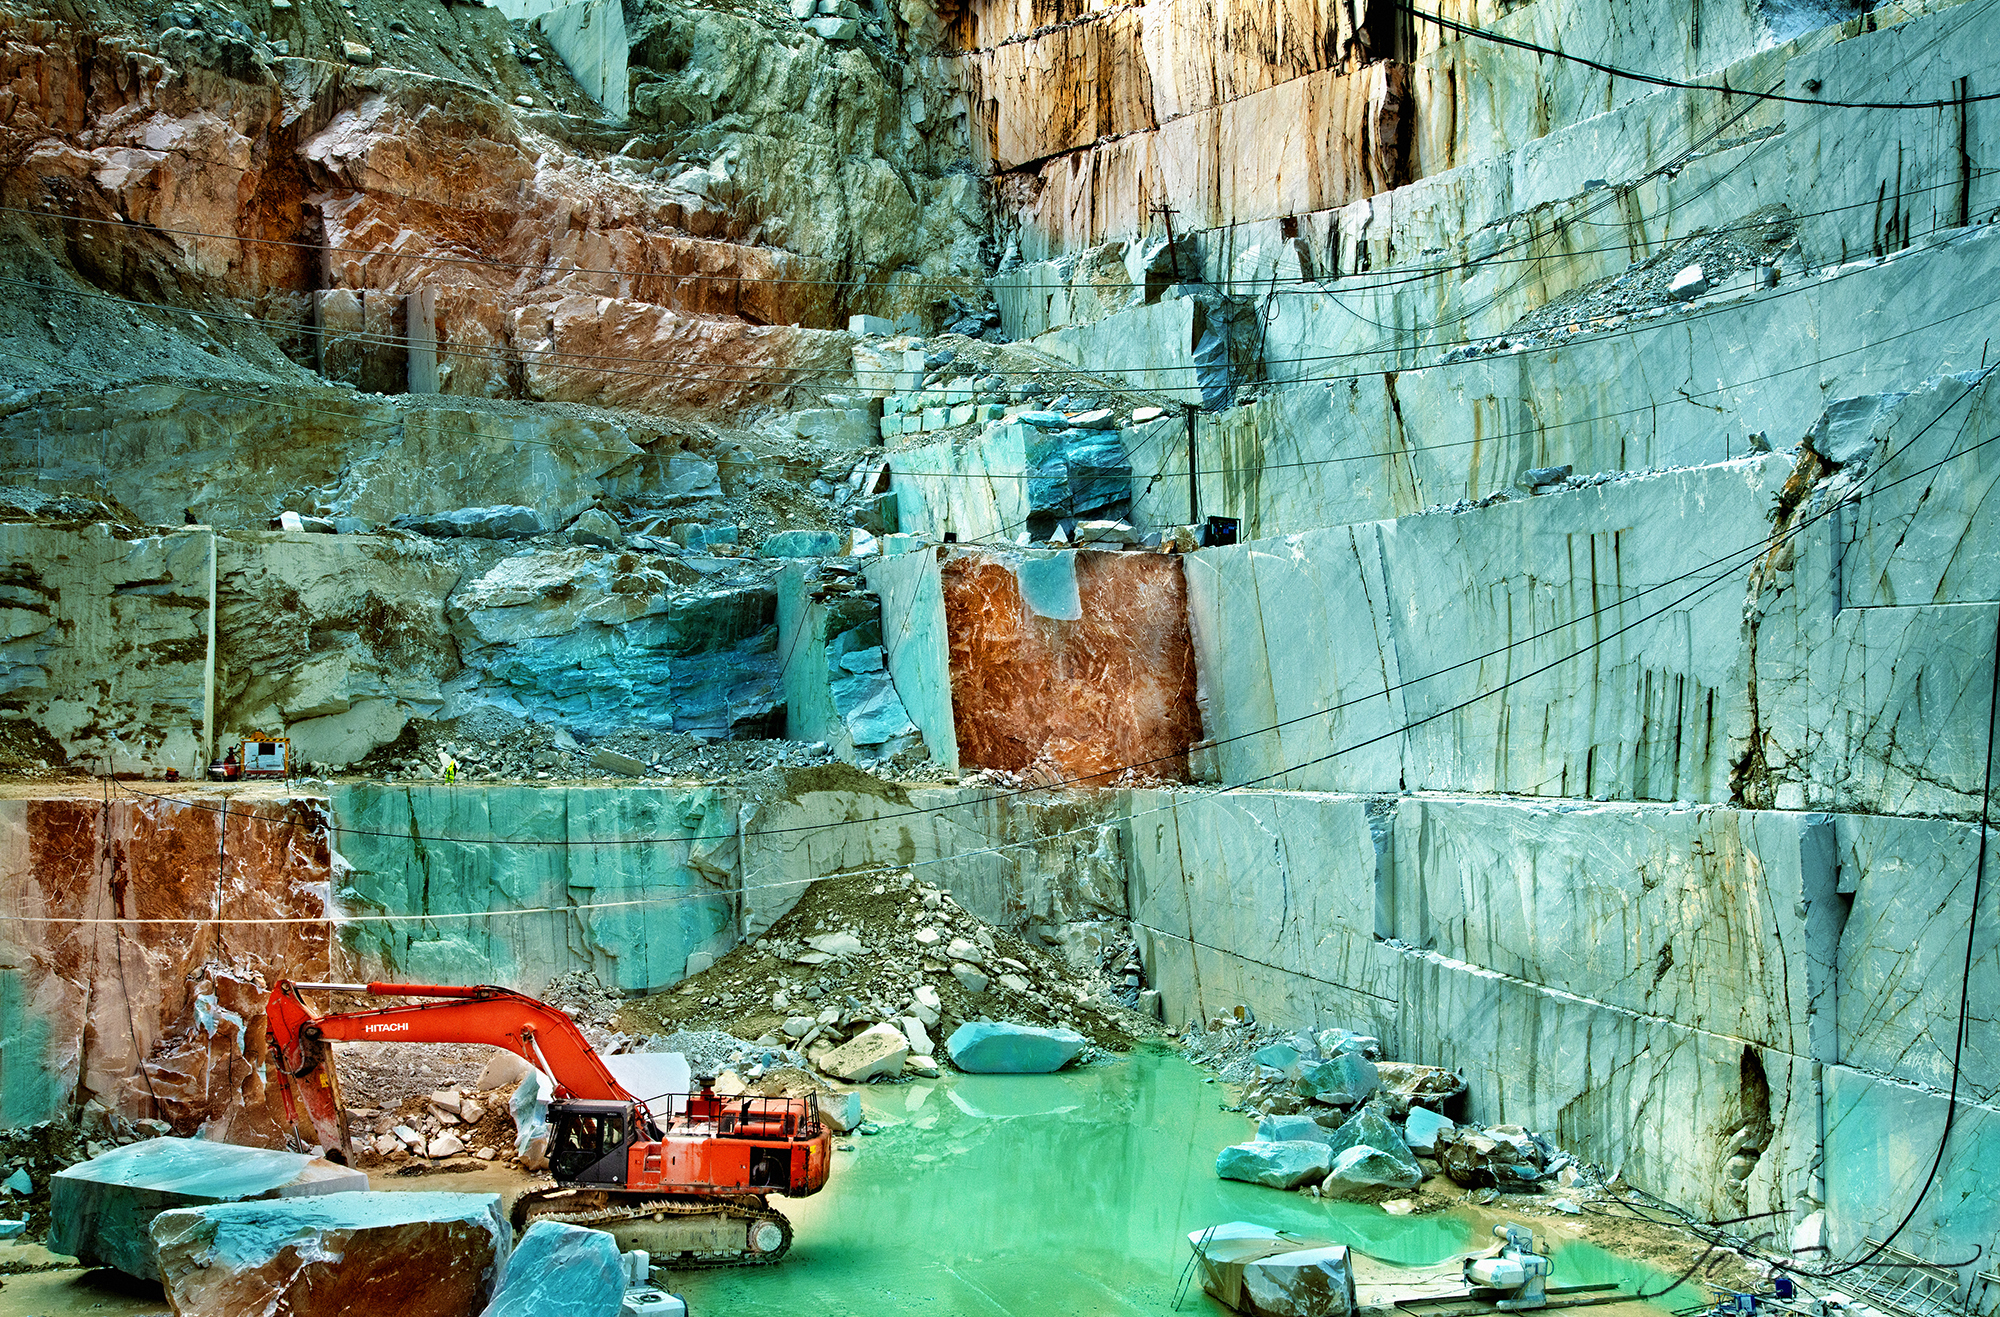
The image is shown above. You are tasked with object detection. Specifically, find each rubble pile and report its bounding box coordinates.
[346,714,958,786]
[349,1084,525,1169]
[0,1121,85,1243]
[1195,1018,1603,1209]
[619,872,1160,1080]
[633,1029,812,1082]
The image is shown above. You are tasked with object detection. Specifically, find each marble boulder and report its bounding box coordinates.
[1257,1113,1335,1145]
[1320,1145,1424,1200]
[1296,1054,1379,1107]
[1215,1140,1336,1190]
[817,1022,909,1083]
[479,1220,624,1317]
[944,1022,1087,1073]
[151,1190,508,1317]
[48,1138,366,1282]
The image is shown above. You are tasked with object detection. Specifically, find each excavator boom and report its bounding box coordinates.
[266,980,653,1161]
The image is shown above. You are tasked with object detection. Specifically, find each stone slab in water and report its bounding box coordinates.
[1215,1140,1334,1189]
[1243,1244,1358,1317]
[480,1220,624,1317]
[151,1190,507,1317]
[944,1021,1086,1073]
[47,1138,366,1281]
[1191,1222,1356,1316]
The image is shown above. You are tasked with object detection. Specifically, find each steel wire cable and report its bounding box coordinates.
[11,277,2000,491]
[14,373,1989,927]
[1401,2,2000,109]
[9,198,1993,397]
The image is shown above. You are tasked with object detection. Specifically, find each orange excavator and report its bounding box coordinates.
[266,980,832,1266]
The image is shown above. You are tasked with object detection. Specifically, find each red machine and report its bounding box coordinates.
[266,980,831,1265]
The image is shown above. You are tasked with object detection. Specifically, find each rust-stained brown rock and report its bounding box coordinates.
[992,61,1408,260]
[0,794,330,1139]
[151,1191,508,1317]
[0,7,977,413]
[941,551,1200,783]
[960,0,1407,259]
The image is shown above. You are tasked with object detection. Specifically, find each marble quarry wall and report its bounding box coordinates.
[0,778,1126,1134]
[0,0,982,422]
[0,521,815,774]
[1051,0,2000,1276]
[2,0,1995,1289]
[1124,792,1999,1270]
[0,791,329,1139]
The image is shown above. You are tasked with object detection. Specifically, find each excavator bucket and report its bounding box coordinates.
[271,1040,354,1164]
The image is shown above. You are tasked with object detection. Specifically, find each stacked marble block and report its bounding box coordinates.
[880,375,1012,440]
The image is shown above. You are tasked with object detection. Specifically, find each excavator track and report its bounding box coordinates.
[512,1189,794,1267]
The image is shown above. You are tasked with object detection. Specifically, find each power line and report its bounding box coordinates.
[1402,3,2000,110]
[21,373,1989,881]
[1781,599,1998,1281]
[10,405,1987,933]
[14,269,1996,502]
[14,195,1990,399]
[20,164,1989,302]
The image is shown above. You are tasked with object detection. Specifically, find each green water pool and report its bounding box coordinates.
[672,1047,1689,1317]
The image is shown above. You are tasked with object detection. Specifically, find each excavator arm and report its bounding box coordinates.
[266,980,649,1163]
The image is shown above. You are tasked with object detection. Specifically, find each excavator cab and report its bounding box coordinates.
[549,1100,642,1187]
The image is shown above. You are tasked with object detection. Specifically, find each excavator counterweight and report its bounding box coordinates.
[265,980,832,1267]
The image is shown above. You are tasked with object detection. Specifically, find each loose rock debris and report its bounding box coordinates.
[619,871,1162,1071]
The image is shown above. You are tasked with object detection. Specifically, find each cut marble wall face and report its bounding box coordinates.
[940,550,1201,783]
[1124,787,1999,1256]
[0,780,1134,1133]
[0,794,329,1133]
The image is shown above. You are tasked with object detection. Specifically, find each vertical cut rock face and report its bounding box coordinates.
[150,1190,509,1317]
[47,1138,366,1282]
[941,550,1201,782]
[963,0,1408,259]
[0,0,983,414]
[0,796,330,1133]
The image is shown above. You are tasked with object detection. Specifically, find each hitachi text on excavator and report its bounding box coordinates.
[265,980,833,1266]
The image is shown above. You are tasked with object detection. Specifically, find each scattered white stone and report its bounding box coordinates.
[427,1133,464,1159]
[1668,263,1709,300]
[808,14,859,39]
[815,1023,909,1083]
[808,932,865,957]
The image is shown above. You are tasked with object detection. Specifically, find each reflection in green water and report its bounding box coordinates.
[1549,1239,1699,1307]
[674,1047,1474,1316]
